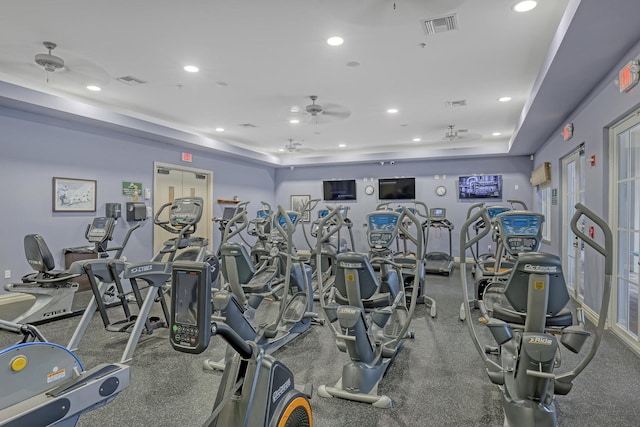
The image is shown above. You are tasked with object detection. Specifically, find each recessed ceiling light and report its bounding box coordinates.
[498,96,512,102]
[513,1,537,13]
[492,132,501,136]
[86,85,101,91]
[327,36,344,46]
[184,65,199,73]
[413,138,421,142]
[215,127,224,132]
[278,148,285,152]
[289,119,300,124]
[387,108,399,114]
[338,143,346,148]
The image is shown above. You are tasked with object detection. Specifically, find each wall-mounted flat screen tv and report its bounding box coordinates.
[458,175,502,199]
[323,179,357,201]
[378,177,416,200]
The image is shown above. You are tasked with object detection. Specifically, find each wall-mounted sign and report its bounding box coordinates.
[619,59,640,93]
[122,181,143,197]
[181,152,193,162]
[563,123,574,141]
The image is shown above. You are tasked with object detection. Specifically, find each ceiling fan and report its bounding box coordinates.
[289,96,350,125]
[0,41,110,87]
[283,139,313,154]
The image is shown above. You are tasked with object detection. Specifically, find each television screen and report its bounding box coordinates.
[458,175,502,199]
[378,178,415,200]
[323,180,357,201]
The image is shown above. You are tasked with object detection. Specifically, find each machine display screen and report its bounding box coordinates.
[318,209,329,218]
[499,215,542,236]
[487,207,510,219]
[430,208,445,219]
[256,209,270,219]
[93,218,106,229]
[277,212,299,228]
[222,207,237,220]
[174,270,199,326]
[368,213,399,231]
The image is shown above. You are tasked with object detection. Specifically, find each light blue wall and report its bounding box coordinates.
[532,37,640,312]
[274,156,534,257]
[0,106,275,293]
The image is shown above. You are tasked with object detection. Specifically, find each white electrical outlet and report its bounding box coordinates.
[4,270,10,279]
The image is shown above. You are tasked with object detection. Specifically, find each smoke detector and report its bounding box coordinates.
[35,41,65,72]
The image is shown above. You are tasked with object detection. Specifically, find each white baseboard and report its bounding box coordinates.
[0,293,34,306]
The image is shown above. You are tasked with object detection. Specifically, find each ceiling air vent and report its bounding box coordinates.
[422,14,458,35]
[445,99,467,108]
[115,75,147,86]
[238,123,257,128]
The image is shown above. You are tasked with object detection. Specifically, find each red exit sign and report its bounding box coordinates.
[181,152,192,162]
[619,60,639,93]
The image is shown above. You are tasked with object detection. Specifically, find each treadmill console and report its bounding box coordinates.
[367,212,399,248]
[497,213,544,254]
[169,197,203,226]
[318,209,329,218]
[170,261,212,354]
[429,208,446,221]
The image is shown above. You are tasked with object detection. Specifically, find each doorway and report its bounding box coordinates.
[153,162,213,256]
[561,145,586,305]
[610,111,640,348]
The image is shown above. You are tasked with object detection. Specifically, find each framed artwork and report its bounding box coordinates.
[52,177,97,212]
[290,194,311,222]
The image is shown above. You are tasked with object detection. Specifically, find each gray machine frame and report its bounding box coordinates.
[0,319,129,427]
[316,206,420,408]
[459,203,612,427]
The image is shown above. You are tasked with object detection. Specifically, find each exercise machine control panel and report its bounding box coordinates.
[170,261,212,354]
[497,213,544,255]
[367,212,399,248]
[429,208,446,221]
[86,217,116,243]
[169,197,203,227]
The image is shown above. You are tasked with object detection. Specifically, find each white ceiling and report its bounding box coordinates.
[0,0,639,167]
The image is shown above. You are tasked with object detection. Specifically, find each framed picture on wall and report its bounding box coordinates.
[52,177,97,212]
[290,194,311,222]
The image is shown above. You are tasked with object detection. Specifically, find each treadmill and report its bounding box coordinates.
[424,207,454,275]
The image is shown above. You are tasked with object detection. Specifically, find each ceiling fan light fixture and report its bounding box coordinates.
[513,1,537,13]
[327,36,344,46]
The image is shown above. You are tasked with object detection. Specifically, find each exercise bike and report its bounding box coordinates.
[0,319,129,426]
[459,203,612,426]
[169,261,312,427]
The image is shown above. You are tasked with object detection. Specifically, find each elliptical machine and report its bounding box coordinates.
[203,205,320,371]
[316,206,419,408]
[169,261,312,427]
[459,203,612,426]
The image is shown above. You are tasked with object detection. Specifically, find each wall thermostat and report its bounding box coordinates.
[436,185,447,196]
[365,184,375,195]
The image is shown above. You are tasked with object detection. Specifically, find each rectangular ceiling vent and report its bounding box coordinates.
[422,14,458,35]
[238,123,257,128]
[115,75,148,86]
[446,99,467,107]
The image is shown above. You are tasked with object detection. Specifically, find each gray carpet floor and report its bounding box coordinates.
[1,269,640,426]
